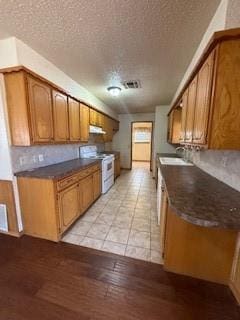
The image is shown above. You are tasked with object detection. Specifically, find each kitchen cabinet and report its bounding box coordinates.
[184,76,197,143]
[103,116,114,142]
[27,75,54,143]
[80,175,93,212]
[164,206,237,284]
[4,68,118,145]
[68,97,81,141]
[93,170,101,200]
[4,71,54,145]
[159,183,168,256]
[193,51,214,144]
[114,154,121,179]
[179,90,188,142]
[167,107,181,144]
[17,163,101,241]
[80,103,90,142]
[52,90,69,141]
[58,182,80,233]
[172,31,240,149]
[230,234,240,304]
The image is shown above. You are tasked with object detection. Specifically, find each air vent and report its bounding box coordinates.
[122,80,141,89]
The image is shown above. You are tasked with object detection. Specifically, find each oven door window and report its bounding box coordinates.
[107,162,112,171]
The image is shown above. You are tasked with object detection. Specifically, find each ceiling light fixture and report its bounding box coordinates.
[107,86,121,97]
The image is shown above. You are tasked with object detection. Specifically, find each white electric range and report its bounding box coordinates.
[79,145,115,194]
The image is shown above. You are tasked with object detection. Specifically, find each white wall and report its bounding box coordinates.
[171,0,228,103]
[0,74,23,231]
[112,113,155,169]
[154,106,175,155]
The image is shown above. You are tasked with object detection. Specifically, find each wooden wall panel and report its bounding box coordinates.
[0,180,19,236]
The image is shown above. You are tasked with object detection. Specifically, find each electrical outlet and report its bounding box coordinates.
[33,155,38,163]
[38,154,44,162]
[221,156,228,167]
[19,156,26,166]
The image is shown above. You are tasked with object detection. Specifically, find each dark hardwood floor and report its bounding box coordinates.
[0,234,239,319]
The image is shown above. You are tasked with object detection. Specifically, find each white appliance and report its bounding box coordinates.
[79,146,114,194]
[157,167,163,225]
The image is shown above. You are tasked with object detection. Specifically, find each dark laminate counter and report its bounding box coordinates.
[159,164,240,229]
[15,158,101,180]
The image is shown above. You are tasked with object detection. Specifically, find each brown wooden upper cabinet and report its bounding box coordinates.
[4,69,118,146]
[184,76,197,143]
[192,51,215,144]
[68,97,80,141]
[174,34,240,149]
[4,71,54,145]
[103,116,114,142]
[80,103,90,142]
[168,107,182,144]
[179,90,188,142]
[52,90,69,142]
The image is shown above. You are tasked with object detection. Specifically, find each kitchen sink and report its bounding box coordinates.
[159,157,193,166]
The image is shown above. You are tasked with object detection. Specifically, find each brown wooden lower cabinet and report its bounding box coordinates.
[164,206,238,285]
[114,155,121,179]
[17,163,101,242]
[230,233,240,304]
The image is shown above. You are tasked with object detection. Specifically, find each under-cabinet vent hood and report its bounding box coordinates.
[89,125,106,134]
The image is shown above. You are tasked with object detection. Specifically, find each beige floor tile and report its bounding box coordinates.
[132,217,150,232]
[128,230,150,249]
[95,212,116,225]
[80,210,100,222]
[69,221,92,236]
[112,215,133,229]
[150,233,161,251]
[102,206,120,215]
[61,233,83,245]
[80,237,104,250]
[151,222,160,234]
[134,208,151,219]
[86,223,110,240]
[121,200,136,209]
[102,241,126,255]
[106,226,130,244]
[150,250,163,264]
[125,246,150,261]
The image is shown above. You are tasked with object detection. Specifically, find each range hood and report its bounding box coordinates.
[89,125,106,134]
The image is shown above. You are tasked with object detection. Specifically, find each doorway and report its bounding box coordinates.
[131,122,153,170]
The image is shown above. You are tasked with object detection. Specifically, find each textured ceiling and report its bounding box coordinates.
[0,0,220,113]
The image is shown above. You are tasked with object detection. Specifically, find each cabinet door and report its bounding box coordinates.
[193,51,215,144]
[180,90,188,142]
[89,109,97,126]
[80,103,90,142]
[185,76,197,142]
[68,97,80,141]
[230,235,240,304]
[79,175,93,213]
[52,90,69,141]
[27,76,54,143]
[93,170,101,200]
[58,183,79,233]
[168,108,181,144]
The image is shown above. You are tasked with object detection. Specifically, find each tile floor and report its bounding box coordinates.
[62,161,163,264]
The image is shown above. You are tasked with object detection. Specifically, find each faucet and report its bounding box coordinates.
[175,146,187,161]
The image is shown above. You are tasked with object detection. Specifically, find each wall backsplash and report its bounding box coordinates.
[11,135,105,172]
[187,149,240,192]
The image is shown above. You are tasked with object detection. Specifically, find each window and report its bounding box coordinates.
[134,129,151,143]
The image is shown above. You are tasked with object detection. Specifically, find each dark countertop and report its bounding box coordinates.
[15,158,101,180]
[160,164,240,229]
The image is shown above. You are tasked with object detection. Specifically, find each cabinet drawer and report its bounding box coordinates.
[57,173,79,191]
[78,164,100,180]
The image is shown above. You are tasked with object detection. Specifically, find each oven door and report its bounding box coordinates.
[103,158,114,180]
